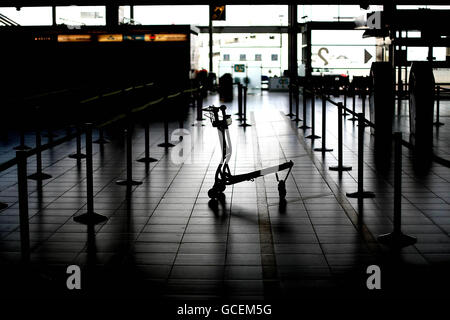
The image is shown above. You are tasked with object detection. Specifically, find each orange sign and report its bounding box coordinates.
[57,34,92,42]
[98,34,123,42]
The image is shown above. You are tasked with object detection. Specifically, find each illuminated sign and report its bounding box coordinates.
[57,34,92,42]
[211,5,226,21]
[124,35,146,41]
[234,64,245,73]
[98,34,123,42]
[145,34,187,42]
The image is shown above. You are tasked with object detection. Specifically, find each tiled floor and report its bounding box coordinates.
[0,90,449,300]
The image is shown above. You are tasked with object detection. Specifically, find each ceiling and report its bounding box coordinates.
[2,1,450,7]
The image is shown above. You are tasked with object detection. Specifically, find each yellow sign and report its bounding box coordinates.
[57,34,92,42]
[144,34,187,42]
[98,34,123,42]
[211,5,226,21]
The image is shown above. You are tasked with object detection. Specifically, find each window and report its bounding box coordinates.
[271,54,278,61]
[240,54,246,61]
[223,54,230,61]
[255,54,262,61]
[213,5,288,26]
[56,6,106,26]
[0,7,52,26]
[134,5,209,25]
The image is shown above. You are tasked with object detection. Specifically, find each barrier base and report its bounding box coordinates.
[286,113,295,118]
[13,144,32,151]
[158,142,175,148]
[314,147,333,152]
[69,153,86,159]
[239,123,252,127]
[93,138,110,144]
[329,165,352,172]
[378,232,417,248]
[192,122,205,127]
[0,202,8,210]
[299,125,311,130]
[116,179,143,186]
[28,172,52,181]
[434,121,445,127]
[292,117,303,122]
[348,117,358,122]
[306,134,321,140]
[74,211,108,225]
[346,190,375,199]
[137,157,158,163]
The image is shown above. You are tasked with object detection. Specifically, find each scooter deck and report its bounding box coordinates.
[226,161,293,185]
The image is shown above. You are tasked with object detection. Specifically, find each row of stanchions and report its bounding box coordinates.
[236,83,251,127]
[296,86,417,248]
[434,85,446,127]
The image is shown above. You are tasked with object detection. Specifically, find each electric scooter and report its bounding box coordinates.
[203,105,293,200]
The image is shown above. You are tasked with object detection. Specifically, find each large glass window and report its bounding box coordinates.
[0,7,52,26]
[311,30,377,77]
[56,6,106,26]
[213,5,287,26]
[134,5,209,26]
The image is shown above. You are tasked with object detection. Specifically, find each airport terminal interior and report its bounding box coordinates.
[0,0,450,307]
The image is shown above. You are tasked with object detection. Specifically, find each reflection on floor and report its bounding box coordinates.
[0,91,449,300]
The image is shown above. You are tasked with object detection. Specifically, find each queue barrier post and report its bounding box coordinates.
[16,150,30,263]
[236,83,243,119]
[239,85,251,127]
[68,125,87,160]
[93,127,110,144]
[286,82,295,118]
[314,96,333,153]
[434,86,444,127]
[346,113,375,199]
[293,84,302,122]
[378,132,417,247]
[329,102,352,172]
[299,86,311,130]
[28,129,52,181]
[306,94,320,140]
[137,121,158,163]
[74,123,108,225]
[117,116,143,186]
[348,88,357,122]
[158,98,175,148]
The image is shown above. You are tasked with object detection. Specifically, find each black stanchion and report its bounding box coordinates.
[74,123,108,225]
[346,113,375,199]
[348,89,357,122]
[158,100,175,148]
[28,129,52,181]
[192,90,205,127]
[293,85,302,122]
[299,87,310,130]
[239,86,251,127]
[16,150,30,263]
[286,83,294,118]
[68,125,87,159]
[117,118,143,186]
[343,88,349,117]
[330,102,352,172]
[14,130,31,151]
[93,127,110,144]
[378,132,417,247]
[137,121,158,163]
[314,96,333,152]
[236,83,243,119]
[360,91,368,128]
[306,95,320,139]
[434,86,444,127]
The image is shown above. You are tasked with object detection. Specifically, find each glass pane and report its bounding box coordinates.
[0,7,52,26]
[134,5,209,25]
[213,5,288,26]
[56,6,106,26]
